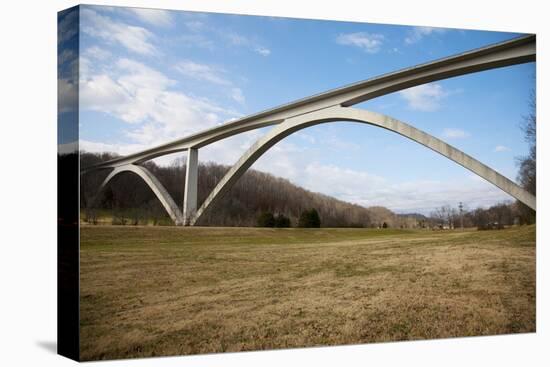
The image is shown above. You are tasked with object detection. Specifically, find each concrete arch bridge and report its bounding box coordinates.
[82,35,536,226]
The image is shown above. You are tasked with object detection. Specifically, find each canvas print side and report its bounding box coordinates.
[57,5,80,361]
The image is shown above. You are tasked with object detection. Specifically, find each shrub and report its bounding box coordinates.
[257,211,275,227]
[298,208,321,228]
[274,214,291,228]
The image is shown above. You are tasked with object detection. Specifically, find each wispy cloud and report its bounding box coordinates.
[126,8,174,27]
[156,14,271,56]
[226,32,249,46]
[174,60,231,86]
[222,32,271,56]
[81,8,157,55]
[336,32,385,53]
[442,128,470,139]
[399,83,449,111]
[295,132,316,144]
[80,139,147,157]
[494,145,510,152]
[185,20,204,32]
[322,136,360,152]
[58,78,78,113]
[179,34,215,50]
[58,7,78,46]
[405,26,446,44]
[231,88,246,104]
[255,47,271,56]
[80,56,240,148]
[84,46,111,60]
[174,60,247,104]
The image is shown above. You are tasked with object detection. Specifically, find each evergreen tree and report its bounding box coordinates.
[298,208,321,228]
[274,213,291,228]
[257,211,275,227]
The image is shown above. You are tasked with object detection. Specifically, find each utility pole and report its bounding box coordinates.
[458,202,464,230]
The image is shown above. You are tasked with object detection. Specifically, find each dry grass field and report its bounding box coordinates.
[79,225,535,360]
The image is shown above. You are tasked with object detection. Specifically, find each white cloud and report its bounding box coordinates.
[80,57,240,150]
[79,73,130,115]
[185,21,204,32]
[199,129,266,166]
[231,88,245,104]
[336,32,385,53]
[80,139,182,166]
[442,128,470,139]
[322,136,360,152]
[222,32,271,56]
[178,19,268,54]
[58,44,78,112]
[295,132,316,144]
[58,8,78,46]
[399,83,449,111]
[58,49,76,66]
[252,152,512,214]
[84,46,111,60]
[127,8,174,27]
[174,60,247,104]
[405,26,446,44]
[245,126,511,213]
[252,140,309,181]
[244,122,509,213]
[174,60,230,86]
[303,162,387,196]
[179,34,215,50]
[58,78,78,112]
[80,139,146,156]
[255,47,271,56]
[226,32,249,46]
[494,145,510,152]
[81,8,156,55]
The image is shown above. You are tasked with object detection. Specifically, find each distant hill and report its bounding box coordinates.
[80,152,421,228]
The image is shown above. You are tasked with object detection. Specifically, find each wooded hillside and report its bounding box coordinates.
[80,152,412,227]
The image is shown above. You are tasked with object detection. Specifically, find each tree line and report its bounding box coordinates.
[427,201,533,230]
[81,153,399,227]
[80,151,536,229]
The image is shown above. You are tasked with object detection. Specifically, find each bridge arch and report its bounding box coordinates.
[191,106,535,225]
[90,164,184,225]
[81,36,536,226]
[83,35,535,170]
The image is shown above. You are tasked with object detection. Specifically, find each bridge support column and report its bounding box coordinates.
[183,148,198,225]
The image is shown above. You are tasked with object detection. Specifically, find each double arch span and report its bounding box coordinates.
[84,34,536,225]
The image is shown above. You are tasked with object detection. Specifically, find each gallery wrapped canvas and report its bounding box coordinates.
[58,4,536,361]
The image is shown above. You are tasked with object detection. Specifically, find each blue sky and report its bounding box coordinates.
[68,5,535,214]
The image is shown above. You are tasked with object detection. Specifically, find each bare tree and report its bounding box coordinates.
[516,89,536,224]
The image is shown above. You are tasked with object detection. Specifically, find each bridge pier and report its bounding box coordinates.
[183,148,198,226]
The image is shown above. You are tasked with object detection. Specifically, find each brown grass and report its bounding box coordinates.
[79,225,535,360]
